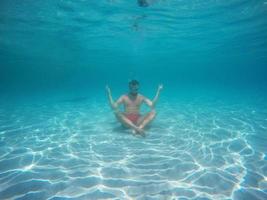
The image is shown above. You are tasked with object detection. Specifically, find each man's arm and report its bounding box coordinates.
[152,84,163,107]
[143,84,163,108]
[143,97,154,109]
[106,85,124,110]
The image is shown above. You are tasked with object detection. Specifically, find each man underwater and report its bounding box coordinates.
[106,80,163,134]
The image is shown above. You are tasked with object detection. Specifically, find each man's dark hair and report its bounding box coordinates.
[129,79,139,86]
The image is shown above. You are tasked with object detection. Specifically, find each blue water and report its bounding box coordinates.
[0,0,267,200]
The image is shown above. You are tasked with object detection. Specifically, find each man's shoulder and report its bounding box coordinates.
[121,94,128,99]
[138,94,146,100]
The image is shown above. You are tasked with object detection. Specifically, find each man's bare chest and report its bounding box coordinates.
[124,96,142,107]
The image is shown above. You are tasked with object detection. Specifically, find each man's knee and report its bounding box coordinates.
[150,110,156,118]
[114,110,123,117]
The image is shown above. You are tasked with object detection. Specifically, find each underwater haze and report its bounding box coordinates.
[0,0,267,200]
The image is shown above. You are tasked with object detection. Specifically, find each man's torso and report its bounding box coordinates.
[123,94,143,114]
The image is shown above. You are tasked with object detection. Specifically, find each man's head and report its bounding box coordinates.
[129,79,139,95]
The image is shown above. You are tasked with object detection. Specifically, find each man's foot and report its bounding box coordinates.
[132,127,145,135]
[136,127,145,135]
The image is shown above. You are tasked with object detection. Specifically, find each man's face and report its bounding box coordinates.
[129,84,139,94]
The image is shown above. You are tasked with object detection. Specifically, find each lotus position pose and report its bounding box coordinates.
[106,80,163,134]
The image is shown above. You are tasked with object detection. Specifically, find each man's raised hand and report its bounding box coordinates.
[158,84,163,91]
[106,85,111,94]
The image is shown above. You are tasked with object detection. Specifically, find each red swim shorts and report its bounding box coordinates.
[125,113,141,124]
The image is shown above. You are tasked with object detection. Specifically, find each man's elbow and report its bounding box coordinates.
[151,101,156,108]
[150,104,156,110]
[111,103,117,109]
[110,103,117,109]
